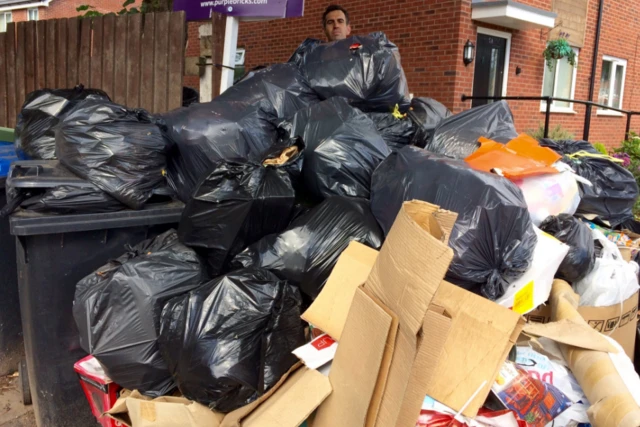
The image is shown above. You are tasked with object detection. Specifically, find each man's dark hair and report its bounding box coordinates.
[322,5,350,25]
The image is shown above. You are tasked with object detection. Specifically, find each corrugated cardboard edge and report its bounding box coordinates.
[395,304,452,427]
[301,241,379,341]
[313,287,397,427]
[366,200,455,337]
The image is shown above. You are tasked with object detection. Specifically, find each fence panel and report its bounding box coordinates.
[0,11,185,128]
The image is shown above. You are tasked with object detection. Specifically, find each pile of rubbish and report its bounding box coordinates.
[9,32,640,427]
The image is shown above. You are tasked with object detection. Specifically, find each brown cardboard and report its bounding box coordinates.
[526,290,639,358]
[313,201,525,426]
[107,391,224,427]
[428,282,525,417]
[365,200,456,336]
[547,280,640,427]
[313,287,397,427]
[107,366,331,427]
[302,241,379,340]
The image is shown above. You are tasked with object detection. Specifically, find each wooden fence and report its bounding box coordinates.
[0,11,185,128]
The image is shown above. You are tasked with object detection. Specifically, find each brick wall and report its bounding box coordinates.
[234,0,640,148]
[9,0,142,22]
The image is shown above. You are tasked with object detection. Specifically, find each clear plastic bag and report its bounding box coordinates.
[515,172,581,226]
[574,227,640,306]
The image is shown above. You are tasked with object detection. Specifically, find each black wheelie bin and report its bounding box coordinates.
[8,161,183,427]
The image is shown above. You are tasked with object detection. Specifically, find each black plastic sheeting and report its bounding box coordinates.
[370,146,537,300]
[539,139,638,222]
[289,97,390,200]
[56,99,169,210]
[163,63,317,202]
[538,139,599,155]
[178,142,301,277]
[73,230,207,397]
[159,268,304,413]
[15,86,110,160]
[408,97,452,148]
[539,214,595,283]
[301,32,410,112]
[21,185,126,214]
[232,196,384,301]
[367,112,415,151]
[568,156,638,222]
[288,38,322,67]
[182,87,200,107]
[427,101,518,159]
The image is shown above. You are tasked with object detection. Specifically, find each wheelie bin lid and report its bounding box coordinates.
[10,200,184,236]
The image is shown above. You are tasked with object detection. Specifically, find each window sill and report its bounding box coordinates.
[597,109,624,117]
[539,106,577,114]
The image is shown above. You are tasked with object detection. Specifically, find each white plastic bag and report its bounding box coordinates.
[496,227,569,313]
[515,171,581,226]
[574,228,640,306]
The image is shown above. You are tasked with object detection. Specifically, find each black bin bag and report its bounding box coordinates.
[158,267,305,413]
[21,185,126,214]
[232,196,384,301]
[178,142,302,277]
[289,38,322,67]
[367,112,415,152]
[56,99,169,210]
[538,139,599,155]
[73,230,207,397]
[539,214,595,283]
[15,86,110,160]
[289,97,390,200]
[370,146,537,300]
[163,64,317,202]
[408,97,452,148]
[301,32,410,112]
[428,100,518,159]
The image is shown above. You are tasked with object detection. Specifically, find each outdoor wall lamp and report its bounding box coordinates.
[463,40,475,66]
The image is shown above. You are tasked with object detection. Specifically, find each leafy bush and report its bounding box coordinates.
[614,132,640,217]
[593,142,608,155]
[526,123,575,141]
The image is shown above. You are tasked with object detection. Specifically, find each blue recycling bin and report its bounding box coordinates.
[0,140,20,376]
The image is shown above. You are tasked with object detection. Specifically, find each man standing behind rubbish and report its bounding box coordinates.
[323,5,352,42]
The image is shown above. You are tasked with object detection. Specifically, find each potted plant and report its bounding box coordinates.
[543,38,576,69]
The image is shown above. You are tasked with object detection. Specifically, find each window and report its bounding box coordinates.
[0,12,12,33]
[541,47,579,113]
[598,56,627,115]
[27,8,38,21]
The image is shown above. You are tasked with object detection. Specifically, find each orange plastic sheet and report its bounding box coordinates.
[465,134,561,180]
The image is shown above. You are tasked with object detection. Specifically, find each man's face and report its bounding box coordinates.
[324,10,351,42]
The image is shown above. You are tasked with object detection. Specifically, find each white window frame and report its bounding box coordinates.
[476,27,512,98]
[597,55,627,117]
[540,47,579,114]
[0,12,12,33]
[27,8,38,21]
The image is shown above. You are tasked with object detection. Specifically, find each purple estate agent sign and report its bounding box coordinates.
[174,0,304,21]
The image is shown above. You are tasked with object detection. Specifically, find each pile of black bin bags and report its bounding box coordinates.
[4,30,621,414]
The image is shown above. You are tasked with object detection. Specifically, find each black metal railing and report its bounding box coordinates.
[460,94,640,142]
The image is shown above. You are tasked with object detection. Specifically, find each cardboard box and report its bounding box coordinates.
[107,365,331,427]
[526,290,639,358]
[309,201,524,426]
[545,280,640,427]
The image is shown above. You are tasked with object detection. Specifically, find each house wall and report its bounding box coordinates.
[230,0,640,148]
[9,0,142,22]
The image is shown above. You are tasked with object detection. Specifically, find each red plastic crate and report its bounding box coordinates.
[73,356,123,427]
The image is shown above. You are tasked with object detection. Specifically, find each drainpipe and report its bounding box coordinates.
[583,0,604,141]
